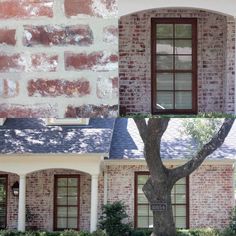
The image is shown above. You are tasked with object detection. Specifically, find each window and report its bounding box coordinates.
[134,172,189,229]
[151,18,197,114]
[54,175,80,231]
[0,175,7,229]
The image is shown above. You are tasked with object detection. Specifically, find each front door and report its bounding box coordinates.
[0,175,7,229]
[54,175,80,231]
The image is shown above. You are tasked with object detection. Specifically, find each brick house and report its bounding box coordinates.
[0,118,235,232]
[119,0,236,115]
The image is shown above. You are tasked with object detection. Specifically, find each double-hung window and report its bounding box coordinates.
[151,18,197,114]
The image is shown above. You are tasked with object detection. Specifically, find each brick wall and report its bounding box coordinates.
[1,163,234,230]
[103,164,234,229]
[0,0,118,118]
[119,9,235,115]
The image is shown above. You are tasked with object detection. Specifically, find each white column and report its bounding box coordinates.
[17,174,26,232]
[90,174,99,233]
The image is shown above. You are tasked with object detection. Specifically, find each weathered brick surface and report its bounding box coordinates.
[65,104,118,118]
[119,9,235,115]
[28,79,90,97]
[0,29,16,45]
[0,0,53,19]
[23,25,93,47]
[64,0,117,18]
[0,79,19,98]
[1,164,233,230]
[0,53,58,72]
[0,0,118,117]
[103,26,118,43]
[0,104,58,118]
[65,51,118,71]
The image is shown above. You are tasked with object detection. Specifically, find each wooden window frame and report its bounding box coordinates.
[0,175,8,230]
[151,18,198,115]
[134,172,189,229]
[53,175,80,231]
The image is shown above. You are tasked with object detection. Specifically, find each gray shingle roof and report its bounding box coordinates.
[0,119,114,154]
[109,118,236,160]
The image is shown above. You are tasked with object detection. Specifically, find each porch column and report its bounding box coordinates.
[17,174,26,232]
[90,174,99,232]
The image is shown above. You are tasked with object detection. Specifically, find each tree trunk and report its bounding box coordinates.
[143,178,176,236]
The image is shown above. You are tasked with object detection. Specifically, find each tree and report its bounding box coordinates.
[134,118,235,236]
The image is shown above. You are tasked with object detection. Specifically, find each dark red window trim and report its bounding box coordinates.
[134,172,189,229]
[151,18,198,115]
[0,175,8,230]
[53,175,80,231]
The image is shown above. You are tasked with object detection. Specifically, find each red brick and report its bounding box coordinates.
[0,104,57,118]
[0,54,25,72]
[64,0,117,18]
[0,0,53,19]
[0,29,16,45]
[23,25,93,47]
[103,25,118,43]
[96,76,118,99]
[0,53,58,72]
[65,51,118,71]
[65,104,118,118]
[28,79,90,97]
[0,79,19,98]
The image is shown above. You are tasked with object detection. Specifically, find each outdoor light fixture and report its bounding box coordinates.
[12,181,19,196]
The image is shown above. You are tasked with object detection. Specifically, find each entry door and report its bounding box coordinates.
[0,176,7,229]
[54,175,80,230]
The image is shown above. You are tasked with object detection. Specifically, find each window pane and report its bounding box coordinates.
[138,194,148,204]
[68,207,78,217]
[68,187,77,196]
[175,40,192,54]
[57,218,67,228]
[156,24,173,38]
[58,207,67,217]
[138,205,149,216]
[176,185,186,194]
[157,40,173,54]
[137,217,149,228]
[175,24,192,38]
[138,185,144,194]
[68,178,77,187]
[176,206,186,217]
[68,218,77,229]
[149,217,153,228]
[157,73,173,90]
[157,55,173,70]
[175,73,192,90]
[138,175,148,185]
[176,178,186,185]
[175,92,192,109]
[58,187,67,196]
[68,196,77,205]
[176,194,186,204]
[176,217,186,228]
[58,178,67,187]
[57,196,67,205]
[175,56,192,70]
[157,92,174,109]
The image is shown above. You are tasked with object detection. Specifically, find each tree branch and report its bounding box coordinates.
[170,118,235,183]
[134,118,148,142]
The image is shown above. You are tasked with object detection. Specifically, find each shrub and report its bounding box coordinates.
[130,229,152,236]
[177,228,220,236]
[91,230,106,236]
[98,201,131,236]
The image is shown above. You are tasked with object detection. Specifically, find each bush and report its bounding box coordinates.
[177,228,220,236]
[130,229,152,236]
[98,201,131,236]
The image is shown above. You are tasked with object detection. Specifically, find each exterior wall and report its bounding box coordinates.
[0,0,118,118]
[1,169,92,231]
[103,164,234,229]
[1,163,234,230]
[119,9,235,115]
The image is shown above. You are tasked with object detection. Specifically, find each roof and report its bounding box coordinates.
[109,118,236,160]
[0,118,235,161]
[0,118,115,154]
